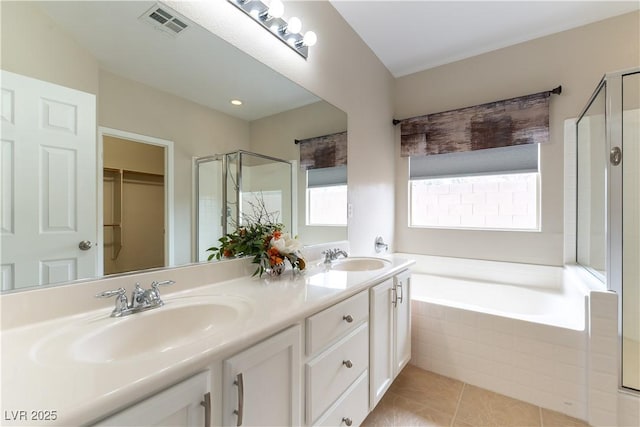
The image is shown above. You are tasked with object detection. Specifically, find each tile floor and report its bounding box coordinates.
[362,364,590,427]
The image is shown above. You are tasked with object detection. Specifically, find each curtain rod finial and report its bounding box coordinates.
[551,85,562,95]
[393,119,402,126]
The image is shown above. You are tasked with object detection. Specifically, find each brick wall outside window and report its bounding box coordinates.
[409,173,538,230]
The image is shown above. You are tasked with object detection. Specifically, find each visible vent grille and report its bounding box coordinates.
[140,4,189,36]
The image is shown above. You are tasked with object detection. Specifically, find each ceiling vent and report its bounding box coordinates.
[140,4,188,37]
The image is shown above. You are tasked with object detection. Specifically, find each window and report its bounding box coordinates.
[306,166,347,226]
[409,145,539,230]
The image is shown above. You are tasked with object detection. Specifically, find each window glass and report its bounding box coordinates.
[409,145,539,230]
[306,185,347,226]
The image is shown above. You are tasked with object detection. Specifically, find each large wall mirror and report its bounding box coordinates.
[0,1,347,293]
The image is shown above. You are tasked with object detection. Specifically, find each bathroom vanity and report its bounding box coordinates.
[0,255,413,426]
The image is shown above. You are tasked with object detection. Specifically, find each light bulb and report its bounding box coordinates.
[303,30,317,47]
[287,17,302,34]
[268,0,284,19]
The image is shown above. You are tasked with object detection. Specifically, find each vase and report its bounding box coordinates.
[267,262,285,277]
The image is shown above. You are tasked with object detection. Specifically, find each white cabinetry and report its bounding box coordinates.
[222,325,301,427]
[394,270,412,374]
[305,290,370,426]
[369,278,394,408]
[369,270,411,409]
[93,371,211,427]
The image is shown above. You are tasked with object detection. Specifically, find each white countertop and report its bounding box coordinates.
[0,255,413,426]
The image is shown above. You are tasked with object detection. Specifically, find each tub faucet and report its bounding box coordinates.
[96,280,175,317]
[323,248,348,264]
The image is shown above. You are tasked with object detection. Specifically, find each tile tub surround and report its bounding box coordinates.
[0,254,413,426]
[404,254,640,427]
[411,297,589,421]
[401,254,591,421]
[363,364,589,427]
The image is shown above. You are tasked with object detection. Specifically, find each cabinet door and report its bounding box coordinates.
[93,371,211,427]
[223,325,301,427]
[369,278,394,409]
[394,272,412,376]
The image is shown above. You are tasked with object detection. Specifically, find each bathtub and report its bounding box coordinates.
[412,273,586,330]
[405,255,590,420]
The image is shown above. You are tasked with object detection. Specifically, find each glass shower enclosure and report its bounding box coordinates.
[576,68,639,392]
[195,150,293,262]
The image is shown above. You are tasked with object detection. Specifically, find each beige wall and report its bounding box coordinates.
[394,11,640,266]
[168,0,396,256]
[0,1,99,94]
[249,100,348,244]
[103,136,165,175]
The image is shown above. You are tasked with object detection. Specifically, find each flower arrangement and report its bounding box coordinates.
[207,200,306,277]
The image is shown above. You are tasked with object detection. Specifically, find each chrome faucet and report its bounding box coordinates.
[323,248,348,264]
[96,280,175,317]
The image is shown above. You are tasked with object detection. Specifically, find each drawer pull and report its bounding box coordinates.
[200,392,211,427]
[343,314,354,323]
[342,417,353,426]
[342,359,353,368]
[233,373,244,426]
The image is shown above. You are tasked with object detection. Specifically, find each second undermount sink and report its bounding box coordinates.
[330,257,391,272]
[33,296,253,364]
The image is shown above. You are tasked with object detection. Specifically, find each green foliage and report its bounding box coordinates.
[206,195,304,277]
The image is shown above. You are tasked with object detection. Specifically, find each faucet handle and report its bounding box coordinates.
[151,280,175,290]
[96,287,128,316]
[96,287,126,299]
[147,280,175,304]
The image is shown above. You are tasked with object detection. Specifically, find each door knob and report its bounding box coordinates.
[78,240,93,250]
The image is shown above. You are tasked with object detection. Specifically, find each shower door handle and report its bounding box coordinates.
[610,147,622,166]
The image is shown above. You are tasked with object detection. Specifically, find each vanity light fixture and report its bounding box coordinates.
[228,0,317,59]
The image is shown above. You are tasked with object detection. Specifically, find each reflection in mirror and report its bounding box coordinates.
[576,81,606,279]
[0,1,346,293]
[102,136,166,275]
[250,104,348,245]
[195,151,293,262]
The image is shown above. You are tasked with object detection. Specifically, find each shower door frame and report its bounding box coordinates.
[577,67,640,393]
[194,150,293,260]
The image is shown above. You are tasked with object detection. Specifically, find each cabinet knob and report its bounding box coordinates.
[342,359,353,368]
[343,314,354,323]
[342,417,353,426]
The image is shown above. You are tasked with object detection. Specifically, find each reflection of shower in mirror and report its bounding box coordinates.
[195,151,293,262]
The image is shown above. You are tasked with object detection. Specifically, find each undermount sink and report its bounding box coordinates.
[330,257,390,272]
[33,296,252,364]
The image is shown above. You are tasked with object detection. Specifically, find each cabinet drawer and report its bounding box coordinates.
[313,370,369,427]
[306,290,368,355]
[306,322,369,423]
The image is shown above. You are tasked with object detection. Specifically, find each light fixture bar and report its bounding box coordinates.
[227,0,314,59]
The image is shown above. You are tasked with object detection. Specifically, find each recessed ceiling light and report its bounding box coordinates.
[230,99,243,106]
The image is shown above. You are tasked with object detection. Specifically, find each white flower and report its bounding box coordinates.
[270,233,302,254]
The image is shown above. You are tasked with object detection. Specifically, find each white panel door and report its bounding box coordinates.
[0,70,96,290]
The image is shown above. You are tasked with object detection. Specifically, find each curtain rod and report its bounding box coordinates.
[392,85,562,126]
[294,130,347,145]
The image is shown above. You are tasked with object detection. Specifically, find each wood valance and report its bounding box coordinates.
[398,87,560,157]
[296,131,347,170]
